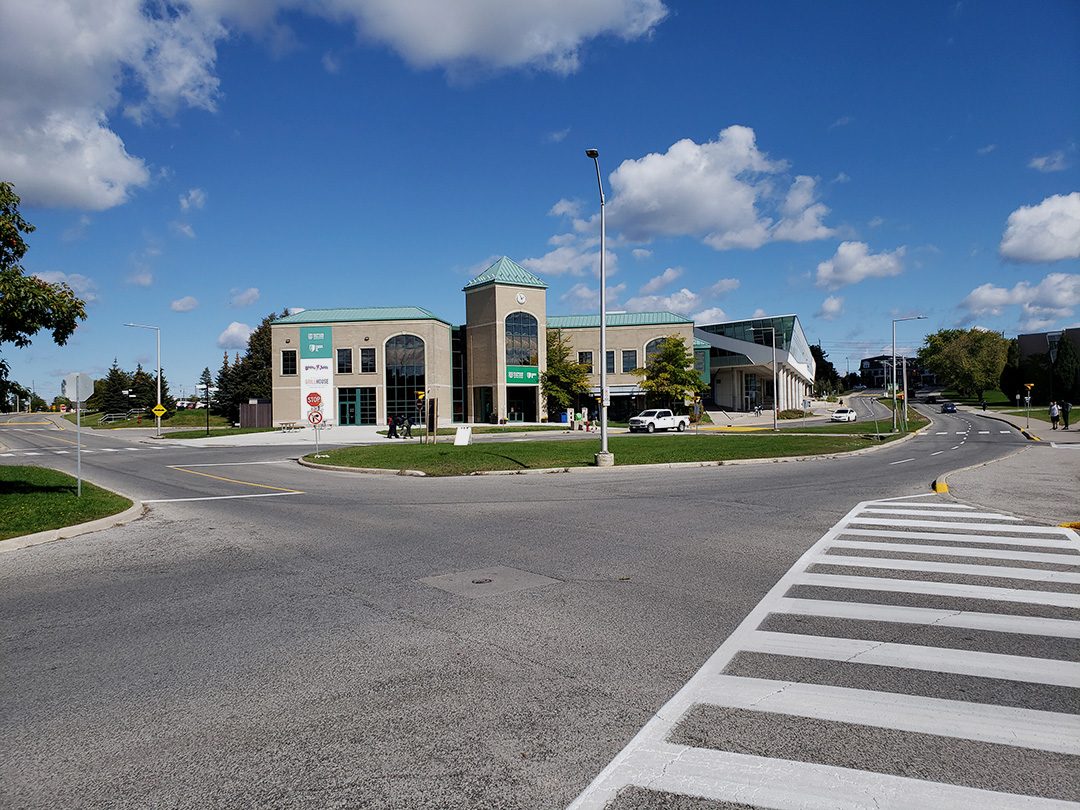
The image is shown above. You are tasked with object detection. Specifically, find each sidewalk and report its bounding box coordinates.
[942,406,1080,527]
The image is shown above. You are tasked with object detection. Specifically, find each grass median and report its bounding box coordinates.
[0,466,132,541]
[305,433,886,476]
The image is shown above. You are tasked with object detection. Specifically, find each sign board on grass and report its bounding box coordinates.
[454,425,473,446]
[152,404,167,417]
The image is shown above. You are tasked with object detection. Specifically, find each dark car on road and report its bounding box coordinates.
[940,402,957,413]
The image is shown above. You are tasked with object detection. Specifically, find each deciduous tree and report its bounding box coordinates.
[632,334,706,410]
[540,328,590,415]
[917,328,1008,400]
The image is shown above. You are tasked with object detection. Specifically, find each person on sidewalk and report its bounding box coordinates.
[401,413,413,438]
[1062,400,1072,430]
[387,414,398,439]
[1048,401,1060,430]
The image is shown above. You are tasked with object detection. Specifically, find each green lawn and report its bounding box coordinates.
[941,388,1009,406]
[306,433,886,476]
[166,426,277,439]
[780,407,928,435]
[0,466,132,540]
[63,410,232,430]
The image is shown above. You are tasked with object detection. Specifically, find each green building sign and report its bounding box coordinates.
[506,365,539,385]
[301,326,333,358]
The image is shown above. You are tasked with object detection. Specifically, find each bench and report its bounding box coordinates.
[278,421,304,433]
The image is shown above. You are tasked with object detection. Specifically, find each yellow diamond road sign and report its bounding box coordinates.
[152,404,166,417]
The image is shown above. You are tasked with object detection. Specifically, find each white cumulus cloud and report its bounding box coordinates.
[625,287,700,314]
[640,266,683,294]
[1028,151,1069,173]
[127,270,154,287]
[692,307,727,323]
[229,286,260,307]
[960,272,1080,331]
[999,192,1080,263]
[170,295,199,312]
[33,271,98,303]
[171,221,195,238]
[560,282,626,312]
[606,126,834,251]
[179,187,206,211]
[631,248,652,260]
[708,277,740,296]
[816,295,844,321]
[217,321,252,349]
[815,242,905,290]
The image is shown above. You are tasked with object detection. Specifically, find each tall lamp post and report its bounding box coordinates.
[586,148,613,466]
[752,326,779,431]
[891,314,926,432]
[124,322,162,438]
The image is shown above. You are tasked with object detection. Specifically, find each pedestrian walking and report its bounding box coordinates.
[401,413,413,438]
[387,414,398,438]
[1062,400,1072,430]
[1048,401,1060,430]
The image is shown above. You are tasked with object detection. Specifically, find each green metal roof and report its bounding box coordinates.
[694,338,710,350]
[547,311,693,329]
[463,256,548,291]
[272,307,451,326]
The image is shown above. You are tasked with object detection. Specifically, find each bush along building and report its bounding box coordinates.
[270,257,815,427]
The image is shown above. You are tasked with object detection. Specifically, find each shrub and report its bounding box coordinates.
[778,408,812,419]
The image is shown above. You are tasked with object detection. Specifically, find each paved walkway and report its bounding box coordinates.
[944,406,1079,527]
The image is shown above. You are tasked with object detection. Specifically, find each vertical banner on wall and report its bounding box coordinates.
[300,326,334,424]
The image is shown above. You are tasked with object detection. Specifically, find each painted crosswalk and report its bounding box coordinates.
[0,446,148,458]
[570,494,1080,809]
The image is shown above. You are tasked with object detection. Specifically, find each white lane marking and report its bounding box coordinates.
[839,527,1077,548]
[888,458,914,465]
[956,431,968,435]
[814,554,1080,584]
[931,450,944,456]
[1050,443,1080,450]
[860,507,1017,520]
[142,492,303,503]
[1000,430,1011,434]
[796,572,1080,609]
[53,450,69,454]
[952,445,961,449]
[695,674,1080,754]
[936,431,948,435]
[846,517,1061,531]
[100,448,120,452]
[741,631,1080,687]
[582,745,1072,810]
[22,452,41,456]
[978,430,991,434]
[173,460,292,468]
[772,597,1080,639]
[0,453,13,457]
[872,500,974,509]
[827,539,1080,565]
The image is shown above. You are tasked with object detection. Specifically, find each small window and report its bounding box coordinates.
[578,351,593,373]
[337,348,353,374]
[360,347,376,373]
[622,350,637,373]
[282,350,297,376]
[606,351,615,375]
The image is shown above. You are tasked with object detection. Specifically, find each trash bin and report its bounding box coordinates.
[560,412,568,423]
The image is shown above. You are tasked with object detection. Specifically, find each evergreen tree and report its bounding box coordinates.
[198,366,214,408]
[1052,335,1080,403]
[131,363,155,409]
[100,359,132,413]
[214,352,236,419]
[632,334,707,411]
[540,328,590,415]
[999,339,1022,401]
[810,343,840,396]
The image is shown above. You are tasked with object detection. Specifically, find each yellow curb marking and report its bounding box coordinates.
[167,465,304,493]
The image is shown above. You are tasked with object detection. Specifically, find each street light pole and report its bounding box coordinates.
[891,314,926,432]
[586,148,613,466]
[124,322,162,438]
[752,326,778,431]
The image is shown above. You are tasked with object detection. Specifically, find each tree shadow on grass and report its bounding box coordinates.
[0,481,77,496]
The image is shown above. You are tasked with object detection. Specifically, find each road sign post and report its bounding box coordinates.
[1024,383,1034,429]
[62,372,94,497]
[308,407,327,457]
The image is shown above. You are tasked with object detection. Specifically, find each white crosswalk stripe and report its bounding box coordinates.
[570,494,1080,809]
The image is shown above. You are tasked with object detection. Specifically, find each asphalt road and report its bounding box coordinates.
[3,409,1074,809]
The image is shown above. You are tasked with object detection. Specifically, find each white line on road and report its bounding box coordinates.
[979,431,991,434]
[847,517,1054,531]
[839,527,1077,548]
[931,450,944,456]
[860,507,1016,519]
[772,596,1080,639]
[936,431,948,434]
[172,460,292,468]
[888,458,914,465]
[952,445,961,449]
[795,572,1080,608]
[813,554,1080,584]
[694,674,1080,754]
[826,539,1080,565]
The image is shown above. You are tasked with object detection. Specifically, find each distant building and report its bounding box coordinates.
[269,256,815,426]
[859,354,935,389]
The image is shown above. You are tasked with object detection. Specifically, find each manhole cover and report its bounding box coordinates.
[421,566,561,598]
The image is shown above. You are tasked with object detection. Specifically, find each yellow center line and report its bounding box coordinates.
[168,465,304,493]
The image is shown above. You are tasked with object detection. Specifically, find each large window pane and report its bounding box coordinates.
[505,312,538,366]
[385,335,425,422]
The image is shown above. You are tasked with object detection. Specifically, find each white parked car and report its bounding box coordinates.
[831,407,857,422]
[628,409,690,433]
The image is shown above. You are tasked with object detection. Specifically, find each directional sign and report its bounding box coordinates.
[61,372,94,403]
[306,392,323,407]
[152,404,167,417]
[308,410,324,425]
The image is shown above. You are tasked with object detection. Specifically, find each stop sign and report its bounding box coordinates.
[306,392,322,407]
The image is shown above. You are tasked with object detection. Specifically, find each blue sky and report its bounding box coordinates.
[2,1,1078,400]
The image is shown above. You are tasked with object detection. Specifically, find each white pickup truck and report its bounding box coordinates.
[628,408,690,433]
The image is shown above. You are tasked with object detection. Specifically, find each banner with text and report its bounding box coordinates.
[300,326,334,424]
[505,365,539,385]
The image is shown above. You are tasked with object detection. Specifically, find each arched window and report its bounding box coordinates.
[645,337,666,364]
[385,335,425,420]
[505,312,539,367]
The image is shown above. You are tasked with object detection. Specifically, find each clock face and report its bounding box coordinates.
[515,292,526,304]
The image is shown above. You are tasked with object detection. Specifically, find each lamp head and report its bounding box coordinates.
[585,149,599,159]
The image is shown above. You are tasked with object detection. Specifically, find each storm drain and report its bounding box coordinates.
[419,565,561,598]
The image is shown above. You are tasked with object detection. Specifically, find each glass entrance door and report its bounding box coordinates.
[339,388,357,425]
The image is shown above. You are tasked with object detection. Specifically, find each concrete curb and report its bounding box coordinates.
[934,444,1054,524]
[294,429,921,478]
[967,410,1043,442]
[1,499,147,554]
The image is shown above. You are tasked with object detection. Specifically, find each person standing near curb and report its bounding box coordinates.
[1062,400,1072,430]
[1048,401,1060,430]
[387,414,398,439]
